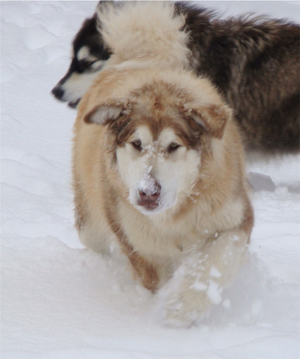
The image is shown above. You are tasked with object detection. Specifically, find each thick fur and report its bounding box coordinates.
[53,1,299,155]
[97,2,191,71]
[73,67,254,326]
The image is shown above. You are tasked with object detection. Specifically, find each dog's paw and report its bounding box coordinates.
[156,284,211,328]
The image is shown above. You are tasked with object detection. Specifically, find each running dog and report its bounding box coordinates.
[72,2,254,326]
[53,1,300,155]
[73,67,253,327]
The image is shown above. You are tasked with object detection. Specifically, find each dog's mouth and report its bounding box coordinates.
[137,199,159,211]
[51,85,81,109]
[68,98,81,108]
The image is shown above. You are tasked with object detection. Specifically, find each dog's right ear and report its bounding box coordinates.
[84,101,132,125]
[84,105,123,125]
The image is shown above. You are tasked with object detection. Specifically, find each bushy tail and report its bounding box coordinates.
[96,1,192,70]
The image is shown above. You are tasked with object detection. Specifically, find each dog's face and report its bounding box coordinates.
[83,83,229,216]
[116,124,201,215]
[51,15,110,108]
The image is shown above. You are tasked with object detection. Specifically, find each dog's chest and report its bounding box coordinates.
[119,205,204,257]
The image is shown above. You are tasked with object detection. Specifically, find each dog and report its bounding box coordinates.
[51,13,111,108]
[52,1,300,155]
[73,67,253,327]
[72,2,254,326]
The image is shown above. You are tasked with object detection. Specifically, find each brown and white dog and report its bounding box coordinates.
[73,66,254,326]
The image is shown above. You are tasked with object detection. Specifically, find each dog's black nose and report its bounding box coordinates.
[51,86,64,100]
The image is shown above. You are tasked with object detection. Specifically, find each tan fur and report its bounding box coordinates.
[95,1,300,155]
[73,67,254,326]
[97,2,192,71]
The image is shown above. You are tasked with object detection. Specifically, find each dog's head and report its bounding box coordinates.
[82,73,231,216]
[51,14,111,108]
[51,1,192,109]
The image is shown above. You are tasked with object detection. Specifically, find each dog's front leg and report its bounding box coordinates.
[118,238,160,293]
[157,228,250,327]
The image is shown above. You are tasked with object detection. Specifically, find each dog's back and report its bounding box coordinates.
[178,3,300,154]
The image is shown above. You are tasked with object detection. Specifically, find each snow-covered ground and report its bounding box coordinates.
[1,1,300,358]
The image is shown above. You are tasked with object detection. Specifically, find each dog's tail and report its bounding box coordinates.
[96,1,192,70]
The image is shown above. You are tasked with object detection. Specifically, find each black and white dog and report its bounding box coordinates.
[52,1,300,154]
[51,13,111,109]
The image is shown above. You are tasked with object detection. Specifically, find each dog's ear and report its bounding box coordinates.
[183,103,232,139]
[84,101,132,125]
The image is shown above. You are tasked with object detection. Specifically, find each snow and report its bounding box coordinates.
[1,1,299,358]
[138,169,157,195]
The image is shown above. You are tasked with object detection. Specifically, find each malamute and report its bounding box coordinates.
[53,1,300,154]
[73,66,254,326]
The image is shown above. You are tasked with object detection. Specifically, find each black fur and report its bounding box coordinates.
[175,2,300,154]
[51,15,111,107]
[52,2,300,154]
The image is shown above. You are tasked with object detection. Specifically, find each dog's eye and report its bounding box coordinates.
[168,142,181,153]
[131,139,142,151]
[85,60,97,68]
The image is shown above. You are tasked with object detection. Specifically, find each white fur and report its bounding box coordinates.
[97,2,192,71]
[156,229,249,327]
[77,46,102,64]
[89,105,123,124]
[60,71,102,103]
[116,126,201,215]
[77,46,90,61]
[58,43,108,103]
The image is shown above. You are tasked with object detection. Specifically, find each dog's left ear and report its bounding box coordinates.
[183,103,232,139]
[84,101,132,125]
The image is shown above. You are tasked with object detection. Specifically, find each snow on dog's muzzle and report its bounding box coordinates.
[137,176,161,211]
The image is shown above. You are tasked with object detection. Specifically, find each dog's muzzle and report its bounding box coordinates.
[51,86,64,100]
[137,182,161,211]
[51,86,80,108]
